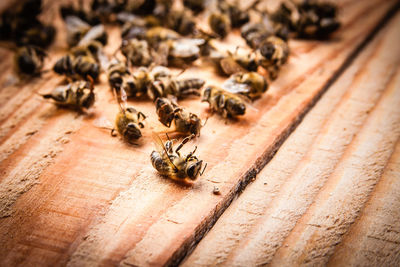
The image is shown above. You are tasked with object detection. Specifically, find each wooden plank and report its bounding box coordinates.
[183,11,400,266]
[0,0,397,266]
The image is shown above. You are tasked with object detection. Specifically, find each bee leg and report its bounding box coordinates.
[137,111,147,120]
[138,122,145,128]
[175,134,194,156]
[111,129,117,137]
[185,146,197,160]
[200,162,207,176]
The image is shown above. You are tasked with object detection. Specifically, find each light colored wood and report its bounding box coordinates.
[183,11,400,267]
[0,0,397,266]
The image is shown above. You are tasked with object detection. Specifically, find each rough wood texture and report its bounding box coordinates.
[184,11,400,267]
[0,0,399,266]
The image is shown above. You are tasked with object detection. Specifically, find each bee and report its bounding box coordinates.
[145,26,181,47]
[60,0,101,25]
[149,75,205,100]
[42,78,95,111]
[16,24,56,48]
[151,133,206,183]
[14,45,46,76]
[113,106,147,144]
[65,16,107,47]
[256,36,289,80]
[217,0,250,28]
[215,47,258,76]
[107,59,136,93]
[164,38,205,67]
[120,38,152,67]
[208,12,231,39]
[222,72,268,100]
[270,0,340,39]
[53,40,103,81]
[164,7,196,36]
[202,85,246,118]
[241,17,289,49]
[155,97,203,137]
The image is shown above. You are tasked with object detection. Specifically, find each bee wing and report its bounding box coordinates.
[93,115,113,130]
[170,40,200,58]
[66,16,90,32]
[220,57,248,75]
[152,132,166,153]
[222,78,251,95]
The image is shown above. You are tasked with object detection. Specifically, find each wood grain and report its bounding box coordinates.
[0,0,398,266]
[183,10,400,267]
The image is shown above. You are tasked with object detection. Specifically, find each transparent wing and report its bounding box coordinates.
[78,24,105,46]
[222,78,251,94]
[93,115,113,130]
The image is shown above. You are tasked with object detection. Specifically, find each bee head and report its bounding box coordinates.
[125,122,142,141]
[17,53,36,74]
[186,160,203,180]
[226,99,246,117]
[202,86,212,102]
[259,41,276,60]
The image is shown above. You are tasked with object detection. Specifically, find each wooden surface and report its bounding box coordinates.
[0,0,399,266]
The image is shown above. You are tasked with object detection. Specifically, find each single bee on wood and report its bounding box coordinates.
[222,72,268,100]
[42,78,95,111]
[112,86,147,144]
[202,85,246,118]
[53,40,103,81]
[113,106,146,143]
[120,38,152,67]
[256,36,289,80]
[155,97,203,137]
[14,46,46,76]
[151,133,206,183]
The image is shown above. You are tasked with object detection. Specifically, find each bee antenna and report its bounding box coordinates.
[202,116,209,127]
[166,133,171,141]
[200,162,207,176]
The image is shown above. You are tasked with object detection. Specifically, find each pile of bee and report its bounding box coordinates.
[1,0,340,185]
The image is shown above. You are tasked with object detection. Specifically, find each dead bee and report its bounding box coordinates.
[151,133,206,183]
[16,24,56,48]
[60,0,101,25]
[222,72,268,100]
[241,16,289,49]
[271,0,340,39]
[164,7,196,36]
[65,16,107,47]
[215,47,258,76]
[113,106,146,144]
[160,38,205,67]
[155,97,203,137]
[202,85,246,118]
[149,75,205,100]
[120,38,152,67]
[42,78,95,111]
[208,12,231,39]
[217,0,251,28]
[15,45,46,76]
[53,41,103,81]
[107,59,136,93]
[256,36,289,80]
[145,26,181,47]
